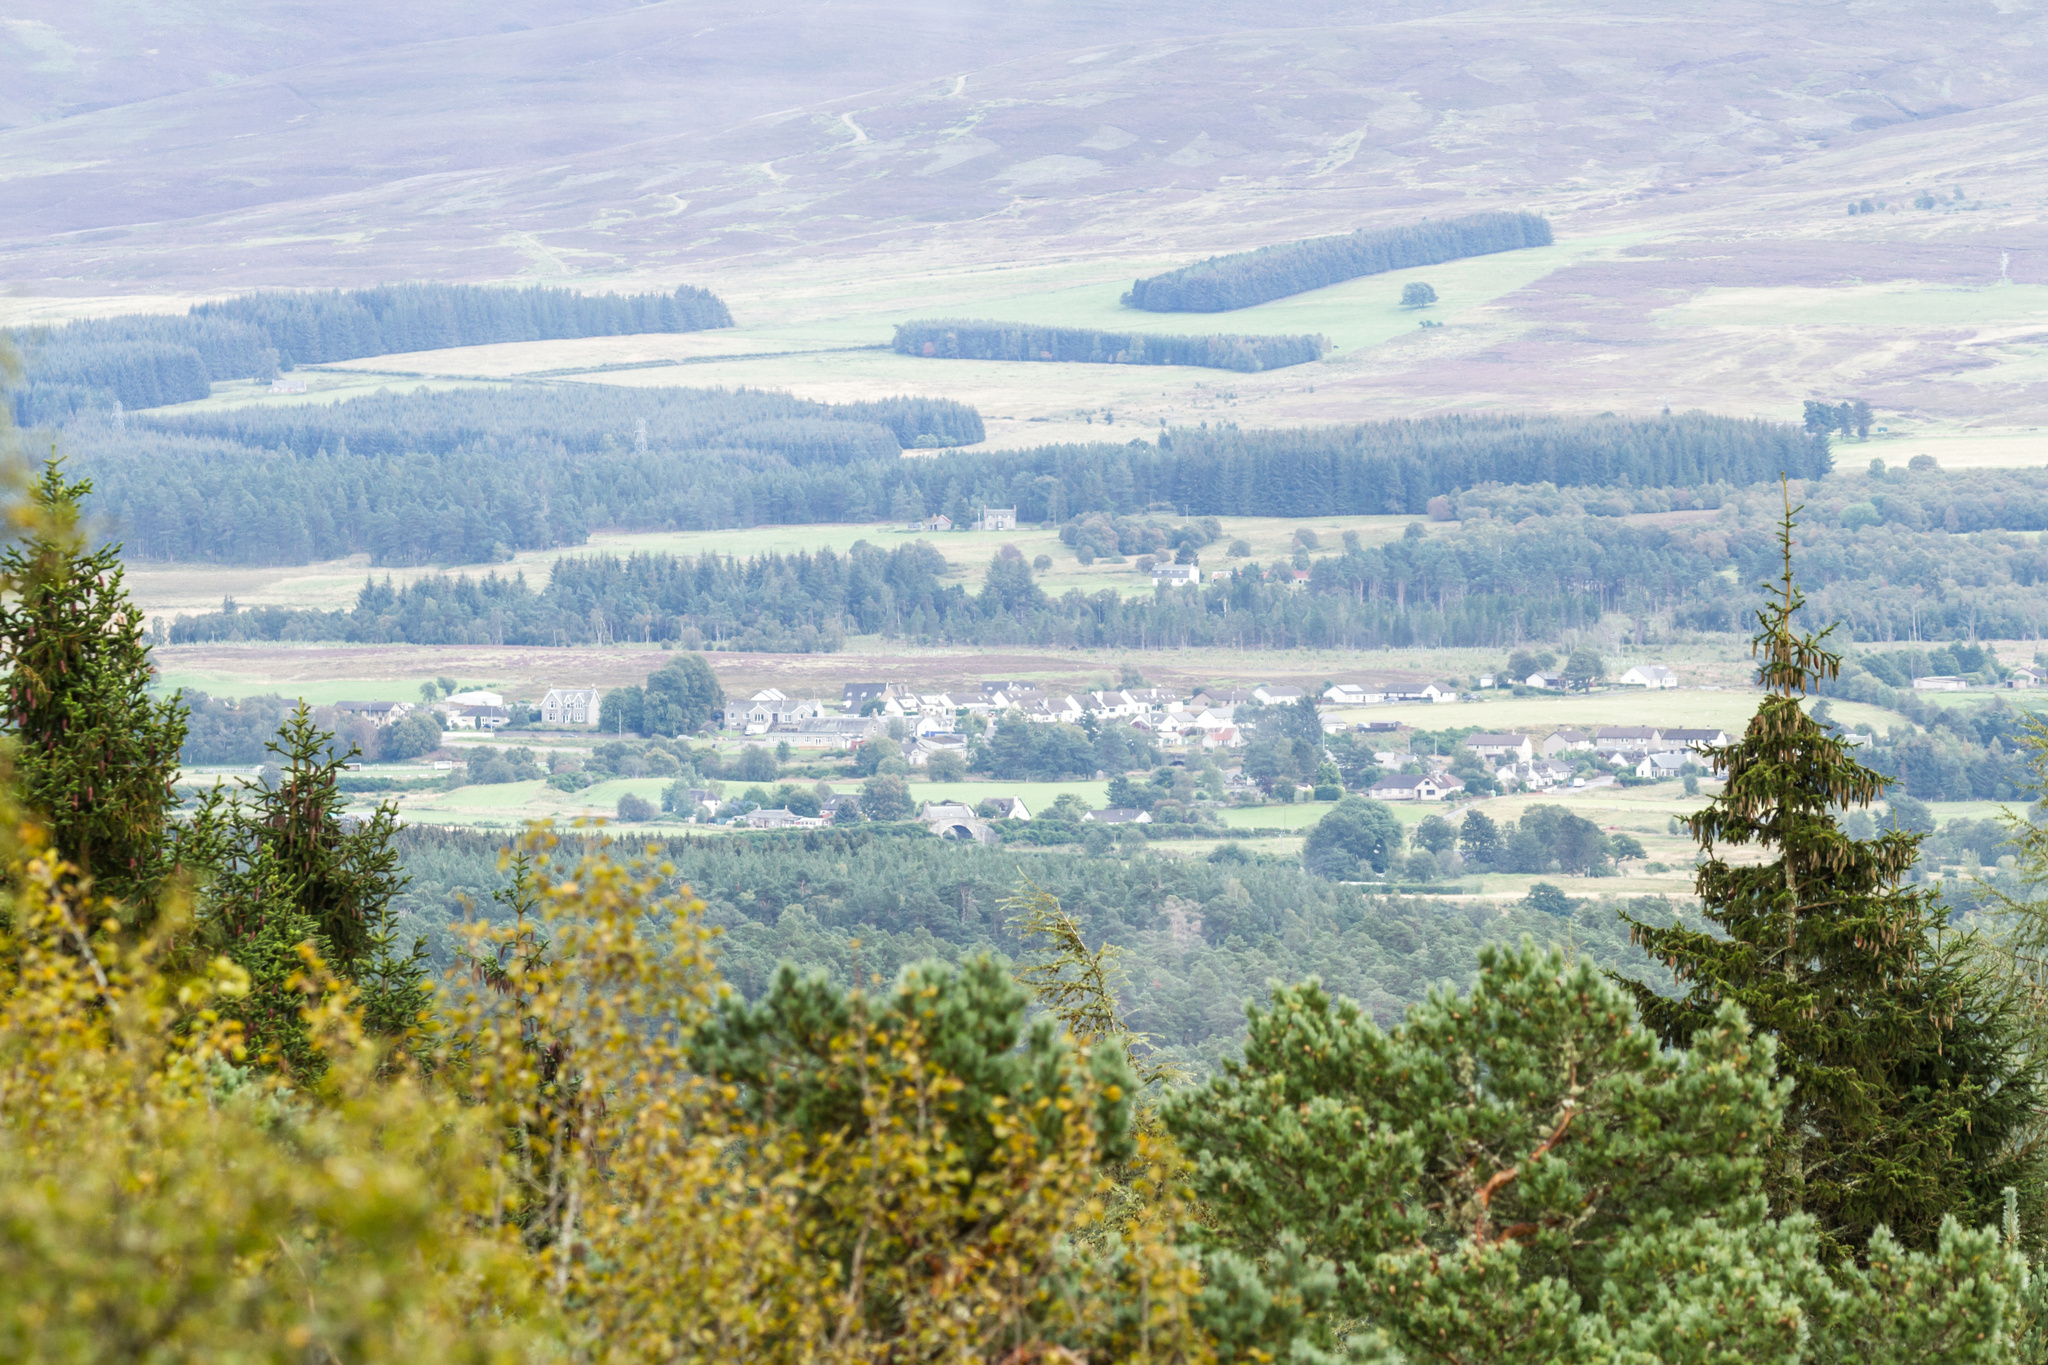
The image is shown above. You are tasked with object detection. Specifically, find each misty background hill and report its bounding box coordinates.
[5,0,2047,424]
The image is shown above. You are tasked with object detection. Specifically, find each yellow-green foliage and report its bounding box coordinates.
[0,814,1208,1363]
[449,833,1208,1362]
[0,826,541,1362]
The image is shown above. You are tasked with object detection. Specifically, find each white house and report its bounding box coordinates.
[1594,726,1663,755]
[1152,564,1201,586]
[1083,808,1153,825]
[1659,727,1728,752]
[1080,690,1136,719]
[1543,729,1592,756]
[334,700,414,729]
[842,682,909,711]
[1124,687,1186,714]
[1636,752,1692,779]
[2006,668,2047,689]
[1464,733,1534,763]
[1016,695,1083,724]
[1913,675,1970,692]
[1253,685,1305,705]
[1368,773,1460,802]
[1618,664,1679,689]
[779,716,888,749]
[744,808,828,830]
[1519,759,1576,789]
[1526,672,1565,690]
[540,687,600,726]
[725,694,826,733]
[982,796,1031,821]
[902,734,968,768]
[1323,683,1374,705]
[444,689,504,708]
[1191,688,1258,712]
[973,507,1018,531]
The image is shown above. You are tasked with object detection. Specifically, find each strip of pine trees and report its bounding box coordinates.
[1122,211,1554,312]
[64,394,1824,566]
[7,282,733,425]
[892,319,1327,371]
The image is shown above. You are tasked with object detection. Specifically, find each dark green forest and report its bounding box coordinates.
[386,824,1670,1073]
[892,320,1327,372]
[1121,211,1554,312]
[161,460,2047,651]
[70,397,1820,565]
[7,282,732,426]
[69,387,983,564]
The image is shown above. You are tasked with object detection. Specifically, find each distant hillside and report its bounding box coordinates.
[3,1,2046,289]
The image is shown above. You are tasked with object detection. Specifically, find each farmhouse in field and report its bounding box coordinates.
[973,507,1017,531]
[1368,773,1462,801]
[540,687,601,726]
[1618,664,1679,689]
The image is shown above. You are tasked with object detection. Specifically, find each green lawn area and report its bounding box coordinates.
[1218,802,1330,830]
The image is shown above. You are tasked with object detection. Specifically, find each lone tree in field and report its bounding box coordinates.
[1400,281,1438,308]
[0,458,186,924]
[1616,485,2044,1257]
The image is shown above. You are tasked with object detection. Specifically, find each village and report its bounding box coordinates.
[297,663,1777,839]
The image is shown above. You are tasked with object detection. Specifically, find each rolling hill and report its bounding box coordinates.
[5,0,2048,427]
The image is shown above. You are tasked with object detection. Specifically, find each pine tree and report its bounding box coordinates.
[0,457,187,925]
[1616,485,2044,1257]
[184,704,428,1072]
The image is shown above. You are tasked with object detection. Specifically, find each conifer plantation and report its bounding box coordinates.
[893,319,1327,371]
[6,282,734,425]
[9,390,2048,1354]
[1121,211,1554,312]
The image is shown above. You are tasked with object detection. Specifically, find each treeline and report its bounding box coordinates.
[1122,211,1554,312]
[134,382,981,459]
[8,282,732,426]
[161,458,2048,651]
[72,389,982,566]
[167,541,969,650]
[893,319,1326,372]
[70,397,1819,566]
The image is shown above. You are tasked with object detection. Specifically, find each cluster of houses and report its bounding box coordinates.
[333,689,519,732]
[332,685,605,732]
[721,680,1337,753]
[1358,724,1730,803]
